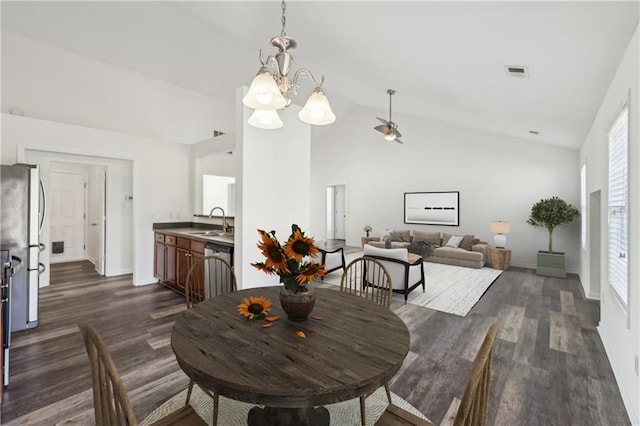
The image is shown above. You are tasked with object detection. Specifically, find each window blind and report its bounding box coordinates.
[608,107,628,305]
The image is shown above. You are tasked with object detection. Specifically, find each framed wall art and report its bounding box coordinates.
[404,191,460,226]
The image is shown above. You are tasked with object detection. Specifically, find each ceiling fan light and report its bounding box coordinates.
[298,87,336,125]
[248,109,283,129]
[243,68,287,110]
[384,133,397,141]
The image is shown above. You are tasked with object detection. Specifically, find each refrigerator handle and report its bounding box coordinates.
[39,179,46,235]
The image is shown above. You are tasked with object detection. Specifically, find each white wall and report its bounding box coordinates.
[580,24,639,424]
[310,108,581,271]
[1,114,190,286]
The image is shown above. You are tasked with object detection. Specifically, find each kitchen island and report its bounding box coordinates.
[152,223,234,296]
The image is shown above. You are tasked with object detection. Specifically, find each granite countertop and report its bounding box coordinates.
[153,223,234,247]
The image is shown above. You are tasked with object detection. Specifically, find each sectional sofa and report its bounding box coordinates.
[367,229,489,269]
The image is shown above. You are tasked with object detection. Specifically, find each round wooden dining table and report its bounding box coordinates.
[171,286,410,426]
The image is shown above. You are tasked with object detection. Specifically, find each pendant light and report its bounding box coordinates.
[242,0,335,129]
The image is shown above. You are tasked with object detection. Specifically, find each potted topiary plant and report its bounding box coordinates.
[527,196,580,278]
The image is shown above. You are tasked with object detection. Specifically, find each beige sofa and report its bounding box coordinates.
[368,230,489,269]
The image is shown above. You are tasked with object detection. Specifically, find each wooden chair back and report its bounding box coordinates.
[454,323,499,426]
[341,256,393,308]
[185,255,236,308]
[81,324,137,426]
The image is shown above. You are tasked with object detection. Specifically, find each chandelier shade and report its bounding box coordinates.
[298,87,336,126]
[243,0,334,130]
[248,109,284,129]
[243,67,288,110]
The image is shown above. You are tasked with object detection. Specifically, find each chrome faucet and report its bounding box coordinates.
[208,207,229,233]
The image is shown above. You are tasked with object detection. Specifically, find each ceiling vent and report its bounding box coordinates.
[505,65,529,79]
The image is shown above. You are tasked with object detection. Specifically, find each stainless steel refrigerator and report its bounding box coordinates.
[1,164,46,332]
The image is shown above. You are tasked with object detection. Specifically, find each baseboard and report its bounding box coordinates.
[105,268,133,277]
[597,325,639,425]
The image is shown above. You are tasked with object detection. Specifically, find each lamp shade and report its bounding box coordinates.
[248,109,283,129]
[242,68,288,110]
[490,221,510,234]
[298,87,336,125]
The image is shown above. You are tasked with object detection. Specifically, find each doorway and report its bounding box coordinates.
[49,169,87,263]
[25,149,132,287]
[589,190,602,300]
[325,185,346,240]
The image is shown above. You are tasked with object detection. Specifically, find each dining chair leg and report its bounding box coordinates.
[384,383,392,404]
[185,379,194,406]
[212,392,220,426]
[359,396,366,426]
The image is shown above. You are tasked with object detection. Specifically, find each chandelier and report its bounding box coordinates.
[242,0,336,129]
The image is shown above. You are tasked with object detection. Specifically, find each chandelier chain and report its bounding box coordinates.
[280,0,287,36]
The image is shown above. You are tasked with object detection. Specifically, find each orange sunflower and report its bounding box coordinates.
[284,227,319,262]
[295,263,326,284]
[254,229,289,274]
[237,296,272,320]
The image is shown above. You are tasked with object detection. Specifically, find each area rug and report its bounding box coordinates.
[141,385,429,426]
[324,252,503,317]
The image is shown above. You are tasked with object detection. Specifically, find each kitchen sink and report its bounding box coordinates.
[188,230,233,237]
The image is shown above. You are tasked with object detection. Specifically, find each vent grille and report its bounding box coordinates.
[505,65,529,78]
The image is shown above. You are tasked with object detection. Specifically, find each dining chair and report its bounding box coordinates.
[81,324,206,426]
[185,255,236,308]
[183,255,237,426]
[341,256,393,308]
[375,323,499,426]
[341,256,394,425]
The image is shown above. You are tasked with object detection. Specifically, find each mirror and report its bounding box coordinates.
[202,175,235,216]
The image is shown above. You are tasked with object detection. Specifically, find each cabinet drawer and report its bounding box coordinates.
[155,233,165,243]
[165,235,176,246]
[177,237,191,250]
[190,240,205,254]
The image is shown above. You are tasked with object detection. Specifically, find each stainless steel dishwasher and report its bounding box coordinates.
[204,243,234,298]
[204,242,233,265]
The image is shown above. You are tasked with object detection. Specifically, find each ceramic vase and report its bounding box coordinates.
[279,286,315,321]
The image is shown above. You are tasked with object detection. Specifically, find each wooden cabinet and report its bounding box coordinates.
[154,233,177,289]
[175,237,205,293]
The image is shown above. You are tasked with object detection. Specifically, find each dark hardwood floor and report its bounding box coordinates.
[0,259,630,425]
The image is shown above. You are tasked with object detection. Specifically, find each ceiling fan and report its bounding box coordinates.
[374,89,402,144]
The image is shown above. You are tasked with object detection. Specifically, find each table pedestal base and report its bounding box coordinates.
[248,406,330,426]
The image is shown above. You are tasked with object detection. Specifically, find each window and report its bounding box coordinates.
[580,163,587,249]
[607,107,628,306]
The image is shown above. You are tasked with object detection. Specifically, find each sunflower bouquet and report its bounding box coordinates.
[252,224,326,293]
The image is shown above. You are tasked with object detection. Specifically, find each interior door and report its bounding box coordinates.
[333,185,346,240]
[49,172,86,263]
[89,167,106,275]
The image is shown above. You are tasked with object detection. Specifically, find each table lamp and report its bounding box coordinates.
[490,221,510,248]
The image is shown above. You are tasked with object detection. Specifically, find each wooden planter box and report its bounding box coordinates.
[536,251,566,278]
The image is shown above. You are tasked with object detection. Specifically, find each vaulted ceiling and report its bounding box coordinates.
[2,1,638,148]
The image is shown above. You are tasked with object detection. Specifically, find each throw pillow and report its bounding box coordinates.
[442,233,452,246]
[412,230,441,245]
[445,235,464,248]
[459,235,476,251]
[391,230,411,242]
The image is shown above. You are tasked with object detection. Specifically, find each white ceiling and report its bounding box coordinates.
[2,1,638,148]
